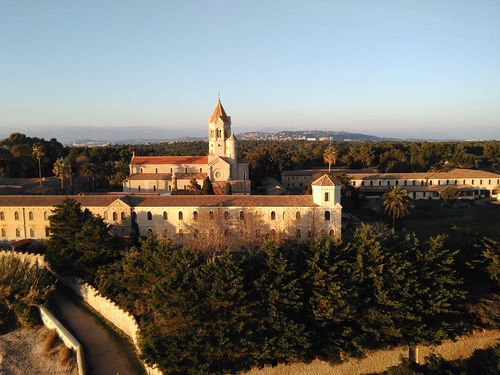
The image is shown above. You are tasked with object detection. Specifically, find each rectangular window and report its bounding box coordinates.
[324,192,329,202]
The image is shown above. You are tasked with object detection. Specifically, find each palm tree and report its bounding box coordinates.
[32,144,45,186]
[52,157,71,193]
[382,185,412,230]
[323,146,339,173]
[79,163,97,192]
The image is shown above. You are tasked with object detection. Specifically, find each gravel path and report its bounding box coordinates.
[50,288,145,375]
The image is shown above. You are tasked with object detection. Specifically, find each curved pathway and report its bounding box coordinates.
[50,287,146,375]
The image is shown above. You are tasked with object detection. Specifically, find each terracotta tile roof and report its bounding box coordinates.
[0,195,121,207]
[131,156,208,165]
[128,173,207,181]
[312,174,336,186]
[126,195,317,208]
[349,168,500,181]
[0,193,316,208]
[208,99,229,123]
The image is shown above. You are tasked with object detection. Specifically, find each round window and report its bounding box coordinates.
[215,171,223,179]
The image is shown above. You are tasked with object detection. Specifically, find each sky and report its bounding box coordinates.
[1,0,499,141]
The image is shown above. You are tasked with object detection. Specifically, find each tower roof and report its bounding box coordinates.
[209,99,229,123]
[312,174,336,186]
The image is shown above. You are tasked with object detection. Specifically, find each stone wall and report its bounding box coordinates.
[0,250,46,267]
[39,306,86,375]
[59,276,163,375]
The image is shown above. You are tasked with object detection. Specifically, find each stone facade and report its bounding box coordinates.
[283,168,500,200]
[123,100,250,195]
[0,175,341,245]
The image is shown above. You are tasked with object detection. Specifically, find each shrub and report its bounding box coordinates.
[59,346,73,367]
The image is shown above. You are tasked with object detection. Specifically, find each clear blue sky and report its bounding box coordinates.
[1,1,499,140]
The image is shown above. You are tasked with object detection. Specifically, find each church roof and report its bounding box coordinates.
[127,173,207,181]
[312,174,337,186]
[131,156,208,165]
[208,99,229,123]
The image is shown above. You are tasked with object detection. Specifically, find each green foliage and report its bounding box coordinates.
[243,239,310,364]
[383,186,412,229]
[200,176,215,195]
[0,255,54,331]
[94,226,470,374]
[440,185,460,200]
[222,181,233,195]
[0,133,65,178]
[45,198,120,283]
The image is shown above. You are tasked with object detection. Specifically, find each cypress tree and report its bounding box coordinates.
[243,239,310,364]
[200,176,215,195]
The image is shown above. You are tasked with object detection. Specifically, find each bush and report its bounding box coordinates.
[59,346,73,367]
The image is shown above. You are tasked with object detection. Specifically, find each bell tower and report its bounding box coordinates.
[208,99,231,162]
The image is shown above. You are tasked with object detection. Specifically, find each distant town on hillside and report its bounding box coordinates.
[69,130,396,147]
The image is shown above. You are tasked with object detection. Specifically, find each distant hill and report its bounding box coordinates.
[66,130,395,146]
[236,130,397,141]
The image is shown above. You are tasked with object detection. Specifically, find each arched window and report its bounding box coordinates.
[295,211,301,220]
[163,229,168,237]
[308,229,313,238]
[147,228,153,234]
[138,185,141,192]
[1,228,6,237]
[209,211,214,220]
[121,212,126,221]
[155,168,158,173]
[282,211,286,220]
[296,229,301,238]
[224,211,230,220]
[113,212,118,221]
[147,211,152,220]
[153,185,156,192]
[15,228,21,237]
[239,211,244,220]
[14,211,19,220]
[194,229,199,238]
[324,211,331,221]
[0,211,5,220]
[271,211,276,220]
[44,211,49,220]
[178,211,183,221]
[329,229,335,237]
[163,211,168,220]
[28,211,34,220]
[30,228,35,237]
[270,229,276,238]
[178,229,183,238]
[193,211,198,221]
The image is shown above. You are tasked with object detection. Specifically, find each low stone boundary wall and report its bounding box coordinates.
[0,250,46,267]
[39,306,85,375]
[59,276,163,375]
